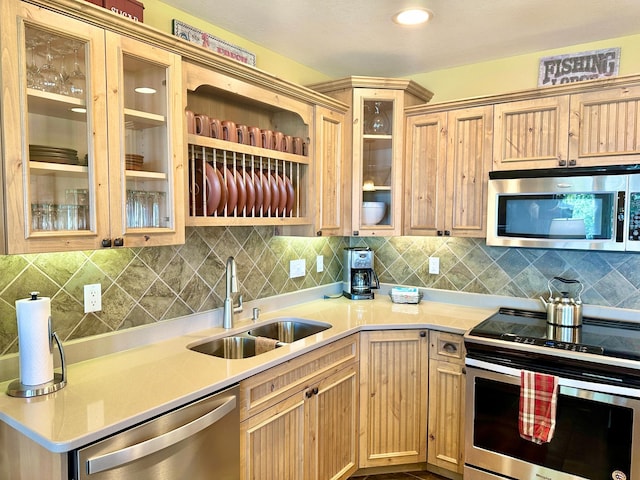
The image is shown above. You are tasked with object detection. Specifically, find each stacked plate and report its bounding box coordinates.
[125,154,144,171]
[29,145,79,165]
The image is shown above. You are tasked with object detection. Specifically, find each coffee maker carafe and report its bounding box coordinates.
[343,247,380,299]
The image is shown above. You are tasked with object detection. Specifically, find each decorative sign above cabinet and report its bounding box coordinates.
[538,47,620,87]
[172,20,256,67]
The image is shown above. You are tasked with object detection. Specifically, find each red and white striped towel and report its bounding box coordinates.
[518,370,559,444]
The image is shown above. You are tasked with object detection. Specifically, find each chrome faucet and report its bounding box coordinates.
[223,256,243,329]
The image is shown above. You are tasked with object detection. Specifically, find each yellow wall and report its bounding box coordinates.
[408,33,640,104]
[143,1,640,103]
[142,0,331,86]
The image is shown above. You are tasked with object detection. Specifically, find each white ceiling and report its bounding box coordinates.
[164,0,640,78]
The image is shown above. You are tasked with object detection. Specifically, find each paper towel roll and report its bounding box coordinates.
[16,294,53,385]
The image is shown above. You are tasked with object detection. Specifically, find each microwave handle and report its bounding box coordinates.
[616,191,625,243]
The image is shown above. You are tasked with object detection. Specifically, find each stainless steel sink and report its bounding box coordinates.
[247,318,331,343]
[189,336,276,359]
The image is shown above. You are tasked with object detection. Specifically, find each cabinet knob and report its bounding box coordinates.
[558,159,567,166]
[353,231,359,236]
[429,434,436,441]
[568,159,577,166]
[437,230,443,236]
[101,238,112,248]
[419,331,427,338]
[316,231,322,237]
[305,389,313,398]
[113,237,124,247]
[444,230,451,236]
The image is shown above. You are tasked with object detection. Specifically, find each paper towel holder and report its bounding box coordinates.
[6,330,67,398]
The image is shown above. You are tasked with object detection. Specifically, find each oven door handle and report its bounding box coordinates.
[465,357,640,399]
[86,394,236,475]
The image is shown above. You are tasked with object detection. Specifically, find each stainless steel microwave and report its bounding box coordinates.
[486,165,640,251]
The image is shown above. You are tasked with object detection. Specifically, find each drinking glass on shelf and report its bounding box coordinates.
[69,44,86,97]
[39,38,59,93]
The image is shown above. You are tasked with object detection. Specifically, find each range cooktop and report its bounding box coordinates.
[467,308,640,362]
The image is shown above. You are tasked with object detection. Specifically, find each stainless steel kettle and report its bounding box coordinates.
[540,276,584,327]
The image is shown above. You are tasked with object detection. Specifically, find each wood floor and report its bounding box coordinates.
[350,472,448,480]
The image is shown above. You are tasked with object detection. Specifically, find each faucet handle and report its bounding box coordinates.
[252,307,260,321]
[233,294,243,313]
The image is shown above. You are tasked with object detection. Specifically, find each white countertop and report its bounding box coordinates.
[0,291,499,453]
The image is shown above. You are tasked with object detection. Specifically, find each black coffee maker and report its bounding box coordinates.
[343,247,380,299]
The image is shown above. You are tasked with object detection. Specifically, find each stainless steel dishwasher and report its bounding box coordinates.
[70,384,239,480]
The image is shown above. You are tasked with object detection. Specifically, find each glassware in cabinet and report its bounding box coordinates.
[0,4,112,254]
[354,91,403,235]
[105,32,184,246]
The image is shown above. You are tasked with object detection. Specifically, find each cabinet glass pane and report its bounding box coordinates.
[361,100,393,227]
[122,54,172,230]
[25,25,91,232]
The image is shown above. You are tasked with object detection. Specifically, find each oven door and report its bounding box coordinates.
[465,360,640,480]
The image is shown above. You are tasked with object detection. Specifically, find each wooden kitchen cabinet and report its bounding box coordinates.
[313,104,349,236]
[310,77,433,237]
[0,0,184,253]
[183,60,315,227]
[568,84,640,166]
[492,96,571,170]
[493,81,640,170]
[404,105,493,237]
[0,421,67,480]
[358,330,428,468]
[239,334,359,480]
[427,331,466,476]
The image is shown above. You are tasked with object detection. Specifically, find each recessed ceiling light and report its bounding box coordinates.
[393,8,432,26]
[134,87,156,94]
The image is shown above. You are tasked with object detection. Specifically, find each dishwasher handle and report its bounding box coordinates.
[86,394,237,475]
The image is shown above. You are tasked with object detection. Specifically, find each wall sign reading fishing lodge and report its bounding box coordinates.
[538,48,620,87]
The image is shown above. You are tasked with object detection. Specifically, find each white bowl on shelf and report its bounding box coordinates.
[362,202,386,225]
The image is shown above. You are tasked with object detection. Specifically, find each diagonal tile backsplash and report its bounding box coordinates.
[0,227,347,355]
[353,236,640,311]
[1,228,640,356]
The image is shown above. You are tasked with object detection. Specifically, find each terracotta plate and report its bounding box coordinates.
[216,167,228,215]
[205,163,221,216]
[283,174,294,215]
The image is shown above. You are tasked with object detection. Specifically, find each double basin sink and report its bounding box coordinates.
[189,318,331,359]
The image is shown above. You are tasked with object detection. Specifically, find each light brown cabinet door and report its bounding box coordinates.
[493,96,570,170]
[444,105,493,237]
[427,331,465,474]
[569,85,640,166]
[241,390,307,480]
[405,105,492,237]
[352,88,405,236]
[359,330,428,468]
[309,364,359,480]
[314,105,349,236]
[404,111,447,236]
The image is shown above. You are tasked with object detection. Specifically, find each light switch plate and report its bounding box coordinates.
[429,257,440,275]
[317,255,324,273]
[290,259,306,278]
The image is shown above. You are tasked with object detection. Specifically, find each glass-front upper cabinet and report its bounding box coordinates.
[104,32,184,247]
[0,2,183,254]
[353,88,404,236]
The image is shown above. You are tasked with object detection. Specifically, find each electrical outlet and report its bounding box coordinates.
[317,255,324,273]
[84,284,102,313]
[429,257,440,275]
[289,259,306,278]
